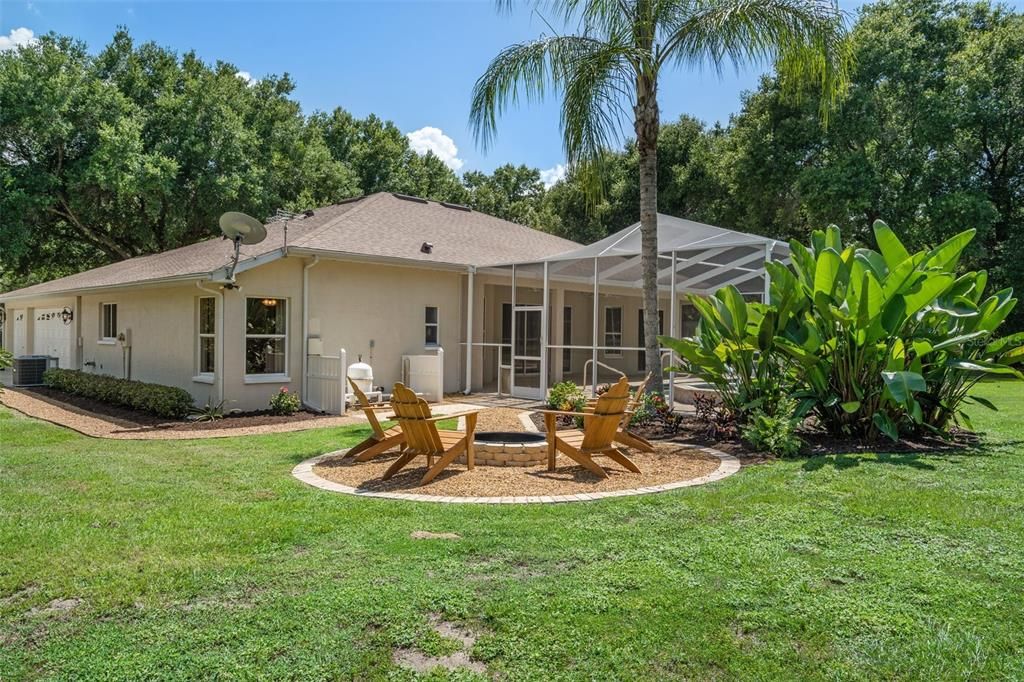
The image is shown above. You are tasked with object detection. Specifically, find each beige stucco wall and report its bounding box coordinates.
[306,259,465,394]
[224,257,305,411]
[0,254,706,410]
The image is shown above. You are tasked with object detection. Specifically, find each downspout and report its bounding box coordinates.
[196,281,224,404]
[301,255,320,406]
[464,265,475,394]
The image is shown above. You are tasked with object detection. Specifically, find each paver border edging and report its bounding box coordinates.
[291,447,741,504]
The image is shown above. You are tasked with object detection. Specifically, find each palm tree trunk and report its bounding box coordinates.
[635,75,661,395]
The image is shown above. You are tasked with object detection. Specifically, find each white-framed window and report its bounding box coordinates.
[197,297,216,375]
[425,306,439,347]
[245,297,287,375]
[604,306,622,356]
[100,303,118,341]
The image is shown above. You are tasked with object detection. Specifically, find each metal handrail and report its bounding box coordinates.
[581,358,627,390]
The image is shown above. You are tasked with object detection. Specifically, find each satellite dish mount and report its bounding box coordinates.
[218,212,267,286]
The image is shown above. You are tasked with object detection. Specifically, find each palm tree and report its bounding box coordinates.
[471,0,850,392]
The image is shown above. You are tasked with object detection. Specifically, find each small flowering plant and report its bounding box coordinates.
[269,386,301,415]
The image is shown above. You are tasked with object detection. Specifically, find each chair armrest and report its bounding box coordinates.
[426,410,482,422]
[388,410,482,423]
[534,408,585,418]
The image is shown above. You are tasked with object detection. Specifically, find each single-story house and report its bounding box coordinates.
[0,192,787,411]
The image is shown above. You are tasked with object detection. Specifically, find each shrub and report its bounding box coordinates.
[547,381,586,412]
[0,348,11,394]
[692,393,738,440]
[42,369,194,419]
[269,387,300,415]
[741,397,804,457]
[659,285,793,424]
[661,220,1024,443]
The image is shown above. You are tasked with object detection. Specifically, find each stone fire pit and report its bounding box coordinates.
[457,431,547,467]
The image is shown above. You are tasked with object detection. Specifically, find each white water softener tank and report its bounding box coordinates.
[347,358,374,394]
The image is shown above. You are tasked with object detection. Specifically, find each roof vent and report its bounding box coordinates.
[393,193,428,204]
[336,195,364,205]
[420,242,434,254]
[441,201,471,212]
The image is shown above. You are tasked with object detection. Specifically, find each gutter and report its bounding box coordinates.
[195,281,225,405]
[0,273,210,304]
[300,255,320,407]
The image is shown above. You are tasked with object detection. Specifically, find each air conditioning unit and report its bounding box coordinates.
[13,355,55,387]
[401,349,444,402]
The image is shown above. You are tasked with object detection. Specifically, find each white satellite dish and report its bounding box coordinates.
[219,211,267,245]
[218,211,267,284]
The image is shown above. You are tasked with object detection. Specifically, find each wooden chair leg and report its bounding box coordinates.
[556,439,608,479]
[344,437,376,459]
[545,413,557,471]
[603,447,642,473]
[354,435,405,462]
[420,440,467,486]
[382,451,417,480]
[615,431,654,453]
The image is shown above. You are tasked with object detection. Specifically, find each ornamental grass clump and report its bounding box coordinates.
[662,220,1024,443]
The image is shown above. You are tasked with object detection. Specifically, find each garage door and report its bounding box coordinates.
[33,307,74,369]
[12,310,28,356]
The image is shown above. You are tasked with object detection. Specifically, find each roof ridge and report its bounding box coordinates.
[290,194,380,248]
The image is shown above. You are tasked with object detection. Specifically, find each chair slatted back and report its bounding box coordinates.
[622,373,653,429]
[390,383,443,455]
[581,377,631,451]
[349,377,386,439]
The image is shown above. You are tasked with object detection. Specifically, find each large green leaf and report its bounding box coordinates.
[874,220,911,270]
[814,248,843,297]
[882,370,926,403]
[872,412,900,442]
[925,229,975,271]
[986,332,1024,355]
[946,359,1024,378]
[715,285,748,335]
[902,274,954,319]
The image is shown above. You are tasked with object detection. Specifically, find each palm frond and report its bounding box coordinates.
[469,34,635,156]
[657,0,852,119]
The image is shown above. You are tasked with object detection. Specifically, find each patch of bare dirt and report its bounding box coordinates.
[392,613,488,676]
[314,441,721,497]
[411,531,461,540]
[26,598,82,617]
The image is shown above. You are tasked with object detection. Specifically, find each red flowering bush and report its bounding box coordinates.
[268,386,301,415]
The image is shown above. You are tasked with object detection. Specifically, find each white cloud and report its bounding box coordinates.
[235,70,257,86]
[540,163,567,188]
[0,27,36,51]
[406,126,464,171]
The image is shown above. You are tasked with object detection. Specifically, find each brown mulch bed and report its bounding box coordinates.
[313,441,722,497]
[25,386,325,432]
[528,411,979,461]
[2,387,361,440]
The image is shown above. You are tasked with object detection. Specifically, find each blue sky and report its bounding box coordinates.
[3,0,1018,181]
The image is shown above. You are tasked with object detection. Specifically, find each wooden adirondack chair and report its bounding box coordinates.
[587,373,655,453]
[383,383,481,486]
[540,377,642,478]
[344,377,405,462]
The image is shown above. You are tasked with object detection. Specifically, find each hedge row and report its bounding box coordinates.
[42,369,194,419]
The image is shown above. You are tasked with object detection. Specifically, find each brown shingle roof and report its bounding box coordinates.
[0,194,580,300]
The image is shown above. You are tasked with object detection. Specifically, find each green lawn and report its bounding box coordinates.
[2,384,1023,680]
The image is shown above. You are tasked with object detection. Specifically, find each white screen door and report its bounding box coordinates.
[511,306,543,399]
